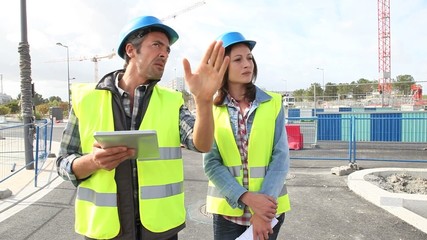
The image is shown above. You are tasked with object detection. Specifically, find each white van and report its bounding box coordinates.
[283,96,295,108]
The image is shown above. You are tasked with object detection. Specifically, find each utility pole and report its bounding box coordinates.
[313,83,317,116]
[316,67,324,100]
[19,0,34,170]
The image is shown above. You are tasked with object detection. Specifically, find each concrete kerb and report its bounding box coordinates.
[348,167,427,234]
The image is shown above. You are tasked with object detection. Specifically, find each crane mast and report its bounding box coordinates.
[71,52,116,82]
[377,0,392,99]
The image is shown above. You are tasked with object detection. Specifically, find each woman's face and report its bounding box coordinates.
[227,43,254,85]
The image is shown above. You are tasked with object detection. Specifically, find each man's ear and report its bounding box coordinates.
[125,43,135,58]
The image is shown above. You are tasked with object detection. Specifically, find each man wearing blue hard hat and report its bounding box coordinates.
[56,16,229,240]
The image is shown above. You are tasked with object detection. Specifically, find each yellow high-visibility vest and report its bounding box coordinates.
[72,83,185,239]
[206,92,290,216]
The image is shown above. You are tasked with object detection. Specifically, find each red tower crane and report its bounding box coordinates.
[411,84,423,102]
[377,0,392,95]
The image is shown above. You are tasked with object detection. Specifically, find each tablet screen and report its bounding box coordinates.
[93,130,160,160]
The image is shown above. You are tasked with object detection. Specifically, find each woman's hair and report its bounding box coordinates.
[213,43,258,106]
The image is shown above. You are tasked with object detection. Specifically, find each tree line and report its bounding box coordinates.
[0,74,421,119]
[0,93,67,120]
[290,74,417,101]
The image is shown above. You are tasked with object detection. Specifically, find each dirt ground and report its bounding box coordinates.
[365,172,427,195]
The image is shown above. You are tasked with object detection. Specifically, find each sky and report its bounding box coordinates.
[1,0,427,101]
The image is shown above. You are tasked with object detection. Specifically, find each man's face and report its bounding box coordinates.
[133,31,171,80]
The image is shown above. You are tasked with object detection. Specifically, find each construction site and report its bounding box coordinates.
[281,0,426,112]
[281,82,426,112]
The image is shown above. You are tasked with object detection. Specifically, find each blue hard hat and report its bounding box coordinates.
[117,16,179,59]
[217,32,256,50]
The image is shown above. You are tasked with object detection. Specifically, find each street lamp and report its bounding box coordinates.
[316,67,324,100]
[56,42,71,112]
[312,83,317,116]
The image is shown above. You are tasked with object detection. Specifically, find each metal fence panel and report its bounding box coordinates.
[370,113,402,141]
[402,113,427,142]
[0,119,53,185]
[0,123,26,181]
[286,113,427,164]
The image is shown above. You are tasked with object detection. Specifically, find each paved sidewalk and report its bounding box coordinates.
[0,141,64,222]
[1,142,427,239]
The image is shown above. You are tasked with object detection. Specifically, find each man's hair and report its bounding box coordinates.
[122,27,170,68]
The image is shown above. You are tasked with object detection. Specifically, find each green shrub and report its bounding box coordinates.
[0,105,11,115]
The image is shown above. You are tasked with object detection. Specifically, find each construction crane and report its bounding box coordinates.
[377,0,392,98]
[410,84,423,103]
[49,51,116,82]
[72,52,116,82]
[161,1,206,22]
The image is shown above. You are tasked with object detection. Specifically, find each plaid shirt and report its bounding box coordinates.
[223,96,252,226]
[56,80,198,186]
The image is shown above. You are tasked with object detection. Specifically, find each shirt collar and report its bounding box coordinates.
[116,73,149,97]
[222,86,272,106]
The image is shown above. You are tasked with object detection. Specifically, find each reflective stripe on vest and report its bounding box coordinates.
[141,181,183,199]
[224,166,265,178]
[72,83,185,238]
[208,184,288,199]
[137,147,182,161]
[206,92,290,216]
[227,166,241,177]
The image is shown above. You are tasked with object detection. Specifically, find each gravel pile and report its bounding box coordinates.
[365,172,427,195]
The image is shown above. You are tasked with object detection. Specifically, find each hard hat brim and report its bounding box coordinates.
[117,16,179,59]
[217,32,256,51]
[225,40,256,50]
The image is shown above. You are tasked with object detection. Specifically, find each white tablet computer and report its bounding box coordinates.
[93,130,160,160]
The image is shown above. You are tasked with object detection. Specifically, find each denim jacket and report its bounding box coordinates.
[203,86,290,209]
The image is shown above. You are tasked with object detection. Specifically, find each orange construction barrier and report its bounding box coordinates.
[285,124,304,150]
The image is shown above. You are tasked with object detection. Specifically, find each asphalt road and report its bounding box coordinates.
[0,122,426,240]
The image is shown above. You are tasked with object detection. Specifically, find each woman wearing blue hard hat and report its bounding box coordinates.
[203,32,291,240]
[57,15,229,240]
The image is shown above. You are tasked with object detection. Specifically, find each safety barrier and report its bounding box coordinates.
[1,113,425,185]
[0,119,53,186]
[285,124,304,150]
[286,113,427,164]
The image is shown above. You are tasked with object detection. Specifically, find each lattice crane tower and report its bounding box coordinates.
[73,52,116,82]
[377,0,392,94]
